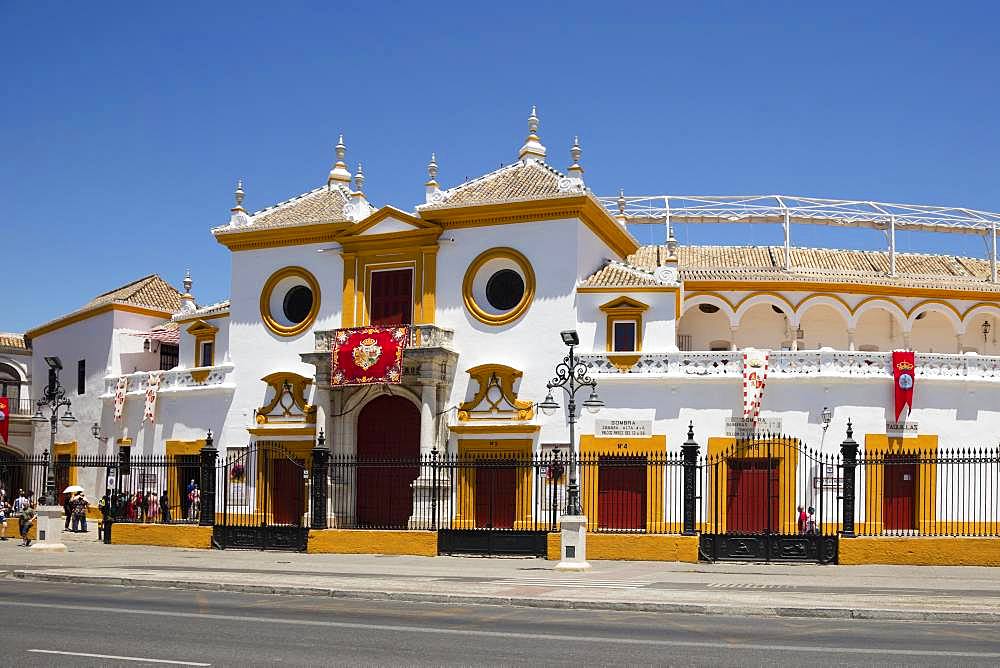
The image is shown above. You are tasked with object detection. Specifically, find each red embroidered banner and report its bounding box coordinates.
[0,397,8,445]
[330,326,409,386]
[892,350,915,421]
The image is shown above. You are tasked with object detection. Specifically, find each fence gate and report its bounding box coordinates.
[698,435,839,564]
[213,442,309,551]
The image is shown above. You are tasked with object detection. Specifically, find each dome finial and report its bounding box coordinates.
[354,162,365,194]
[232,179,245,212]
[228,178,250,226]
[427,152,438,186]
[328,134,352,185]
[183,268,192,295]
[567,135,584,178]
[518,105,547,161]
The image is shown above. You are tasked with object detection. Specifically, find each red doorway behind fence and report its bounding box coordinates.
[597,457,647,530]
[269,457,305,525]
[883,455,918,531]
[356,395,420,527]
[474,464,517,529]
[726,459,779,533]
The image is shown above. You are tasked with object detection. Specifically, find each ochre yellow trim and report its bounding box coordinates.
[579,434,667,533]
[116,438,133,446]
[214,222,351,252]
[457,364,534,421]
[307,529,438,556]
[52,441,78,488]
[421,195,639,260]
[189,369,211,384]
[546,533,699,562]
[454,439,533,530]
[862,434,938,534]
[462,247,536,326]
[705,437,799,534]
[187,320,219,368]
[577,286,680,293]
[449,424,540,434]
[961,301,1000,321]
[839,537,1000,566]
[683,279,1000,302]
[165,439,205,505]
[255,372,316,425]
[26,304,174,341]
[606,353,642,372]
[173,311,230,324]
[600,296,649,353]
[682,292,738,313]
[247,426,317,436]
[111,524,213,549]
[342,205,438,235]
[734,291,797,316]
[259,266,321,338]
[906,299,963,321]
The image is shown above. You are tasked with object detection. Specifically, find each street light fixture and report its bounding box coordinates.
[33,356,76,506]
[983,320,991,344]
[541,330,603,516]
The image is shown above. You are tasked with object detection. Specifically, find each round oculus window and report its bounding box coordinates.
[282,285,314,324]
[485,269,525,311]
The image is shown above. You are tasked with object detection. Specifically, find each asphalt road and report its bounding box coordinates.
[1,579,999,667]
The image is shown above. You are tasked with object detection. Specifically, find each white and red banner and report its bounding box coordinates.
[742,348,769,423]
[113,376,128,423]
[143,372,162,423]
[0,396,9,445]
[330,326,409,386]
[892,350,915,421]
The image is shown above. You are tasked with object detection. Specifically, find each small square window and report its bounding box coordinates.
[612,321,637,352]
[199,341,214,367]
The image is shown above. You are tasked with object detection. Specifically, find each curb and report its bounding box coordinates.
[9,571,999,624]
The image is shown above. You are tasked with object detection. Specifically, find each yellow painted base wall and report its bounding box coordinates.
[2,522,36,540]
[840,537,1000,566]
[307,529,438,556]
[110,524,213,549]
[546,533,699,563]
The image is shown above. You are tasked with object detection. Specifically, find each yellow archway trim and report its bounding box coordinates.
[906,299,964,322]
[733,291,797,317]
[457,363,534,421]
[259,266,321,338]
[961,301,1000,320]
[462,247,536,327]
[682,291,738,313]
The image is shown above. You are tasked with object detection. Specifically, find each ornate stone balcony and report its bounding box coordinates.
[101,363,236,398]
[580,350,1000,382]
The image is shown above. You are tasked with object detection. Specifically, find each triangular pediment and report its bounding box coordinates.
[340,206,440,239]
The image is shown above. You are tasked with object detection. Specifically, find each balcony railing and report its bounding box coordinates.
[5,397,35,417]
[581,350,1000,382]
[101,363,236,398]
[313,324,455,353]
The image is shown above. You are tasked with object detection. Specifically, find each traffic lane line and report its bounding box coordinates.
[6,600,1000,660]
[27,649,209,666]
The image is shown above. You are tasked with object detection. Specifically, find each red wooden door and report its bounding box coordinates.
[726,459,779,533]
[598,457,647,530]
[269,458,304,525]
[475,464,516,529]
[369,269,413,326]
[356,395,420,528]
[883,457,917,531]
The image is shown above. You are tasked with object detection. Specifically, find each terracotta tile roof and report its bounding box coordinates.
[0,333,28,351]
[579,260,668,288]
[84,275,183,313]
[213,185,362,235]
[420,159,568,209]
[173,300,230,322]
[582,245,1000,292]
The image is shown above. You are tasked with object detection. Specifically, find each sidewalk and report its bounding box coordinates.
[2,535,999,623]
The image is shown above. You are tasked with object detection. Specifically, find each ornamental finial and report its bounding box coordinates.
[518,105,546,161]
[354,162,365,193]
[183,268,192,295]
[427,152,438,185]
[617,188,626,215]
[567,135,584,178]
[328,134,352,185]
[232,179,245,212]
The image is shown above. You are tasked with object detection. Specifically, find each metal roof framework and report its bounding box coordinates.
[598,194,1000,282]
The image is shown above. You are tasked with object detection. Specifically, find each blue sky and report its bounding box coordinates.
[3,2,998,331]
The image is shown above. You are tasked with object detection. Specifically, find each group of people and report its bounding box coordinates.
[62,491,91,533]
[101,481,200,524]
[797,505,819,535]
[0,489,38,546]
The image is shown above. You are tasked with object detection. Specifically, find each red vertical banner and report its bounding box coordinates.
[0,397,9,445]
[892,351,915,421]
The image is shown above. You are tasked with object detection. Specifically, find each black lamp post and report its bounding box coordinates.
[32,356,77,506]
[537,330,604,516]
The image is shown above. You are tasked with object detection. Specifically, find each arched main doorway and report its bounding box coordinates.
[356,394,420,528]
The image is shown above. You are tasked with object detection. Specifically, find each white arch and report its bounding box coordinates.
[734,294,795,327]
[682,294,738,327]
[792,295,852,329]
[354,384,422,416]
[962,304,1000,332]
[851,298,908,332]
[907,301,964,335]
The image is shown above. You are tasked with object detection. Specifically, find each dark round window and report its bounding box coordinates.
[698,303,720,314]
[282,285,313,324]
[485,269,525,311]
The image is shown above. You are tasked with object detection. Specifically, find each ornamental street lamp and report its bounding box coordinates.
[32,356,77,506]
[983,319,991,344]
[538,330,603,516]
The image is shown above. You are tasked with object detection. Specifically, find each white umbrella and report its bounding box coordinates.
[62,485,84,494]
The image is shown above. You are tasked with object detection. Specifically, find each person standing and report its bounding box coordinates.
[98,489,111,541]
[188,484,200,521]
[159,489,170,523]
[63,494,72,530]
[184,479,196,519]
[147,491,159,523]
[71,491,89,533]
[19,492,36,546]
[0,490,9,541]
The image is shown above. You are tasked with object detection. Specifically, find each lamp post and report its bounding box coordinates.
[537,330,604,516]
[983,320,991,345]
[32,356,77,507]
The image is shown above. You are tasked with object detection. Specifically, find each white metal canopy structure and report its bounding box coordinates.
[597,194,1000,281]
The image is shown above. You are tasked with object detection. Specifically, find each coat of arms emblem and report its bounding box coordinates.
[352,337,383,370]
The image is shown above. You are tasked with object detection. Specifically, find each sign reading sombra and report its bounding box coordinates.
[593,409,654,438]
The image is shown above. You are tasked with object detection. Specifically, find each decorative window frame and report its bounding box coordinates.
[599,296,649,352]
[462,247,536,327]
[254,371,316,425]
[186,320,219,383]
[259,266,321,338]
[457,363,534,421]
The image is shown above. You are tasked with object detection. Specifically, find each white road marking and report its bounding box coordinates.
[27,649,209,666]
[5,600,1000,659]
